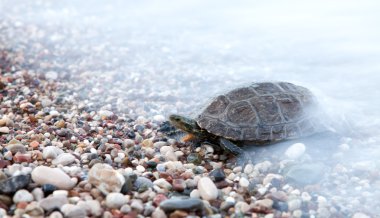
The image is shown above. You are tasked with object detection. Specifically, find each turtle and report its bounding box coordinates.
[169,82,323,163]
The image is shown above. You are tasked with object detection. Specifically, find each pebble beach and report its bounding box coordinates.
[1,1,380,218]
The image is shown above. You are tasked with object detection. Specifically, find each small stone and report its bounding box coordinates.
[0,127,10,134]
[0,174,31,194]
[13,153,32,163]
[88,163,125,194]
[43,146,63,159]
[157,164,166,172]
[285,143,306,159]
[169,210,188,218]
[152,208,167,218]
[134,176,153,193]
[6,144,26,154]
[106,192,127,209]
[189,189,200,198]
[243,164,254,174]
[252,199,273,213]
[172,179,186,192]
[153,194,168,206]
[187,153,202,165]
[55,120,65,128]
[239,177,250,188]
[85,200,102,216]
[136,165,146,173]
[235,201,250,213]
[39,195,68,211]
[32,188,44,201]
[287,199,301,211]
[159,198,204,212]
[154,178,172,190]
[61,204,86,218]
[13,189,34,203]
[42,184,57,196]
[24,202,44,216]
[29,141,40,149]
[233,166,242,173]
[32,166,76,190]
[165,150,178,161]
[120,204,131,213]
[254,161,272,173]
[52,153,76,166]
[131,199,144,212]
[49,211,64,218]
[198,177,218,200]
[208,168,226,182]
[160,146,174,155]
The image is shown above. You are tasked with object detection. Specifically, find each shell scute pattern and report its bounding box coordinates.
[197,82,318,142]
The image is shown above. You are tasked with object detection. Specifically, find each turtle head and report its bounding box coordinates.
[169,114,201,135]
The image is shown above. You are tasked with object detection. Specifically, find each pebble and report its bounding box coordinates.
[49,211,64,218]
[6,143,26,154]
[190,189,200,198]
[42,146,63,159]
[88,163,125,194]
[85,200,102,216]
[159,197,204,212]
[61,204,87,218]
[42,184,58,196]
[239,177,250,188]
[39,195,68,211]
[153,178,172,190]
[0,127,10,134]
[187,153,202,165]
[152,208,167,218]
[252,199,273,213]
[287,199,302,211]
[208,168,226,182]
[106,192,127,209]
[13,189,34,203]
[172,179,186,192]
[134,176,154,192]
[235,201,250,213]
[243,164,254,174]
[131,199,144,212]
[24,202,44,216]
[52,153,76,166]
[31,166,76,189]
[136,165,146,173]
[0,174,31,194]
[197,177,218,200]
[285,143,306,159]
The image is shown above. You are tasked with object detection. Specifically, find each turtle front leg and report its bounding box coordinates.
[218,138,251,165]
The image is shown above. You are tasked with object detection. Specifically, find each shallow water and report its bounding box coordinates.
[2,0,380,215]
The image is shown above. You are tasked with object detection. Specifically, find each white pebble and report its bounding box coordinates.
[285,143,306,159]
[239,177,250,188]
[136,165,145,173]
[13,189,34,203]
[198,177,218,200]
[106,193,127,209]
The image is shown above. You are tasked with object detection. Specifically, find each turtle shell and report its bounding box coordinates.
[196,82,321,143]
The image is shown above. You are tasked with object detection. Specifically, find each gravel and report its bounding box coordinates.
[0,1,379,217]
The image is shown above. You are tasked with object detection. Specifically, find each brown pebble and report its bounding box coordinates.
[172,179,186,192]
[13,152,32,163]
[29,141,39,149]
[169,210,188,218]
[0,160,10,168]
